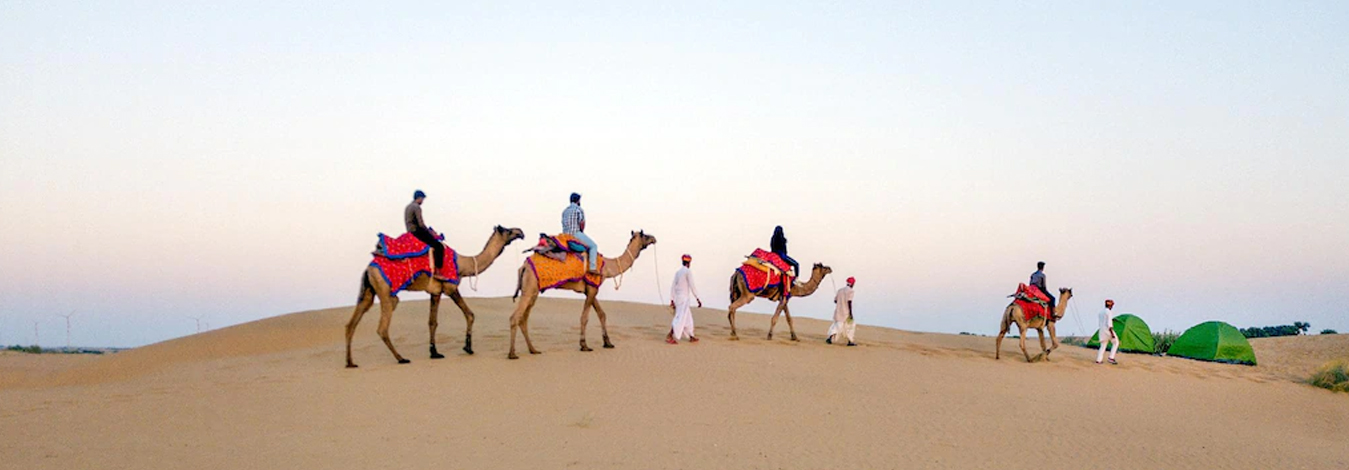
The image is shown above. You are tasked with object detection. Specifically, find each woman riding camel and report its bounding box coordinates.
[770,226,800,278]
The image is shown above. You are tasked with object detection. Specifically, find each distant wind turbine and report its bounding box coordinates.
[56,311,75,350]
[185,315,203,333]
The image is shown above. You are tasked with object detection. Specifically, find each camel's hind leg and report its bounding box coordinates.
[727,295,753,341]
[508,286,537,360]
[427,294,445,359]
[579,294,595,352]
[377,296,409,364]
[591,294,615,349]
[448,290,476,355]
[344,276,378,368]
[995,306,1014,360]
[782,302,799,341]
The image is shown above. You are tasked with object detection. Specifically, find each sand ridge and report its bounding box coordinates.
[1,296,1346,469]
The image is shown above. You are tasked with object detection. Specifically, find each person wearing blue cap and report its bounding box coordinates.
[562,192,599,274]
[405,190,449,281]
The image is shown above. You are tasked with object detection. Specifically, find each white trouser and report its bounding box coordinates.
[671,300,695,340]
[1097,334,1119,362]
[828,319,855,343]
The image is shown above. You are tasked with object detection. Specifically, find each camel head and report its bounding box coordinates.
[810,263,833,280]
[1058,287,1073,303]
[493,225,526,245]
[630,230,658,250]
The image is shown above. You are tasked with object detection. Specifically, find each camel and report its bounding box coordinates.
[345,225,526,368]
[995,288,1073,362]
[726,262,833,341]
[507,230,657,360]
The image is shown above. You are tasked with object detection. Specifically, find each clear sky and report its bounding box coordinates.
[2,1,1346,347]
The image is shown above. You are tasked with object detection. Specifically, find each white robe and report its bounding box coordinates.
[670,266,700,340]
[828,286,856,343]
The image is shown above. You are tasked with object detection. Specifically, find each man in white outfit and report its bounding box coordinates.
[667,254,702,344]
[1097,299,1119,365]
[827,277,857,346]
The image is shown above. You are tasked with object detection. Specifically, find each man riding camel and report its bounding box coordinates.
[563,192,599,275]
[770,226,800,279]
[405,190,450,281]
[1029,261,1055,311]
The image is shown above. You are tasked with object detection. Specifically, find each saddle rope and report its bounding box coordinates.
[465,255,479,292]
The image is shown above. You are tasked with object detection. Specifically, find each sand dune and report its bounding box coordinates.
[2,297,1346,469]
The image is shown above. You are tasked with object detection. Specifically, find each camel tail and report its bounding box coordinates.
[729,271,741,303]
[513,265,525,301]
[357,270,374,303]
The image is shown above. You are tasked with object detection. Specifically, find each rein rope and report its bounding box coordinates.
[653,243,665,305]
[612,243,638,290]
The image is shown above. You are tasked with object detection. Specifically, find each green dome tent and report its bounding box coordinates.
[1087,313,1155,353]
[1168,321,1257,366]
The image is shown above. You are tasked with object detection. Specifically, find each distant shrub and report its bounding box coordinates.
[5,345,43,354]
[1322,329,1339,335]
[1152,330,1180,355]
[1309,360,1349,393]
[1060,336,1087,346]
[1240,322,1311,338]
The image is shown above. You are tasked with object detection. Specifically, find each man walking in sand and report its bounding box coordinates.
[667,254,702,344]
[1097,299,1119,365]
[827,277,857,346]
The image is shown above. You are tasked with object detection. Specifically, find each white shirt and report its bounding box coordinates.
[670,266,700,303]
[833,286,854,323]
[1098,308,1115,339]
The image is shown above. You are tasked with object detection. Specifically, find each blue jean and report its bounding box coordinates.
[571,232,599,271]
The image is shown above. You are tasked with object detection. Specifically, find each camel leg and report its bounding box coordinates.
[521,294,541,355]
[767,302,786,340]
[727,295,753,341]
[448,290,475,355]
[428,294,444,359]
[579,294,595,352]
[377,296,410,364]
[1037,327,1049,362]
[592,296,614,348]
[1017,323,1031,363]
[995,307,1013,360]
[344,280,378,368]
[782,302,799,341]
[1046,322,1060,355]
[508,288,536,360]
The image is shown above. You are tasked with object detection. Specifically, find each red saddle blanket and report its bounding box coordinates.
[737,249,795,299]
[749,249,793,273]
[1012,283,1050,321]
[369,233,459,295]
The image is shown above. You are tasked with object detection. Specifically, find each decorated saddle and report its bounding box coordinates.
[368,232,459,295]
[736,249,796,300]
[1011,283,1051,321]
[527,233,605,292]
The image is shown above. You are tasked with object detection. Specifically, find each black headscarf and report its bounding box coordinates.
[770,226,787,254]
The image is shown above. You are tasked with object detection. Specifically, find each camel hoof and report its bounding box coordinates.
[581,346,593,352]
[346,364,358,368]
[790,336,799,342]
[463,347,474,355]
[603,343,614,349]
[529,350,541,355]
[430,351,445,359]
[398,359,411,364]
[508,353,519,360]
[729,336,740,341]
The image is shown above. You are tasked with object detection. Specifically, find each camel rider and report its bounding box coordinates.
[406,190,450,281]
[770,226,800,279]
[1029,261,1055,311]
[563,192,599,274]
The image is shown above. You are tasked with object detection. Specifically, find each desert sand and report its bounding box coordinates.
[1,297,1346,469]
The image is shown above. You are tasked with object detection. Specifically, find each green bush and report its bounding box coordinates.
[1152,330,1180,355]
[1322,329,1339,335]
[5,345,43,354]
[1309,360,1349,393]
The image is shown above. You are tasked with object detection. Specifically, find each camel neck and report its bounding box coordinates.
[459,233,508,277]
[602,238,645,279]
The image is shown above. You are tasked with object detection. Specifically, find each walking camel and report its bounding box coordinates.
[726,262,833,341]
[508,230,657,360]
[995,287,1073,362]
[345,225,526,368]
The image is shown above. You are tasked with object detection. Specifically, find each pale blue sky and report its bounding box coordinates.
[2,1,1346,347]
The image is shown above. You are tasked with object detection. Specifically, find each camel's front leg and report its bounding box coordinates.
[592,297,615,348]
[578,295,595,352]
[428,294,444,359]
[782,302,799,341]
[1047,322,1060,354]
[1036,327,1049,362]
[767,301,786,340]
[448,291,475,355]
